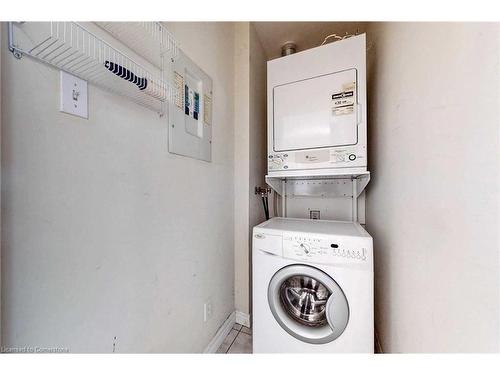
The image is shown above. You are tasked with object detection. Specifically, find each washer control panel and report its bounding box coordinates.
[283,234,369,265]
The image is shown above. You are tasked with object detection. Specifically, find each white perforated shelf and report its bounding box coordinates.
[8,22,177,115]
[265,172,370,198]
[96,22,178,69]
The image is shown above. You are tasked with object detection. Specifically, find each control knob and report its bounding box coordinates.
[299,243,310,254]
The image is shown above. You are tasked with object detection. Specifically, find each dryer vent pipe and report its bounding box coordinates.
[281,42,297,57]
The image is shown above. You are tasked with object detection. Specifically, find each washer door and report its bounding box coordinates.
[268,264,349,344]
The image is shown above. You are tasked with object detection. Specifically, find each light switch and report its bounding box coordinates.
[60,71,88,119]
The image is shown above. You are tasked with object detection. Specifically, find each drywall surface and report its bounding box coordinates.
[253,22,367,60]
[366,22,500,352]
[233,23,268,321]
[1,22,235,353]
[248,23,268,316]
[0,26,2,344]
[233,22,251,318]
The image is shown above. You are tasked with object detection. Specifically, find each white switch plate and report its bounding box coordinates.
[60,71,88,119]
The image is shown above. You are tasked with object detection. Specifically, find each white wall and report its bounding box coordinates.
[248,23,268,316]
[233,22,251,319]
[0,25,2,343]
[366,22,500,352]
[1,22,235,353]
[233,23,267,321]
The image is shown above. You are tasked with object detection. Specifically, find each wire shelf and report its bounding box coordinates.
[8,22,176,115]
[96,22,178,68]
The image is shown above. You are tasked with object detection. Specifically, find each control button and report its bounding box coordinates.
[269,155,273,159]
[330,244,338,248]
[283,165,288,169]
[283,154,288,158]
[349,154,356,161]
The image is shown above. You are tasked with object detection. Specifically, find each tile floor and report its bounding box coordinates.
[216,323,252,353]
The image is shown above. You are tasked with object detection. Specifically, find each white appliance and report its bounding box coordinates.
[252,217,373,353]
[267,34,367,177]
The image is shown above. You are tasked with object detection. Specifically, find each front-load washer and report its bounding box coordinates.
[252,217,373,353]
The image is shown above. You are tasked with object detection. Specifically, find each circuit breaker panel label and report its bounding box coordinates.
[184,84,200,120]
[174,71,184,109]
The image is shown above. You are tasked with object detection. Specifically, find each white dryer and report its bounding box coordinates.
[267,34,367,177]
[252,217,373,353]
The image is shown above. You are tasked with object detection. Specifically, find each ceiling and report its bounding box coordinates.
[253,22,368,60]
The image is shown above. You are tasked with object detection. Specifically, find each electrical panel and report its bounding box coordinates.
[168,50,213,162]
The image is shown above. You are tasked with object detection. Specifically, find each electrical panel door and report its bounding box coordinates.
[169,50,213,162]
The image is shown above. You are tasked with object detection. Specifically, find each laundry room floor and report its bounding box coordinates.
[216,323,253,353]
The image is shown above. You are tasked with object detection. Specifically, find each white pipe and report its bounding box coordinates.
[281,180,287,218]
[352,178,358,222]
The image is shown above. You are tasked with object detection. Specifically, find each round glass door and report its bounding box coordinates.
[279,275,331,327]
[268,265,349,344]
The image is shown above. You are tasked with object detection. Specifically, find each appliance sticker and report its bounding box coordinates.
[332,81,356,116]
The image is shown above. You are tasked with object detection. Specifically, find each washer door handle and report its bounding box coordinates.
[326,296,336,330]
[325,292,350,339]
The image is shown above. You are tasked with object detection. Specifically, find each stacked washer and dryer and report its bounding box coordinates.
[252,34,374,353]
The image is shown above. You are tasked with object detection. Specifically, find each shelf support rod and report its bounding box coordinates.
[352,177,358,222]
[8,22,23,59]
[281,179,287,218]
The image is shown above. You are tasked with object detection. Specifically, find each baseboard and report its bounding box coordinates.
[203,311,236,353]
[235,311,251,328]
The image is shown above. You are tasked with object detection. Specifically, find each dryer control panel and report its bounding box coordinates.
[282,234,369,266]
